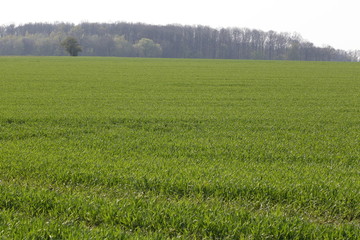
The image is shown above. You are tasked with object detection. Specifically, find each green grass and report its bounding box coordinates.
[0,57,359,239]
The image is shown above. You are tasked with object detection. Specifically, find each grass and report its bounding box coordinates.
[0,57,359,239]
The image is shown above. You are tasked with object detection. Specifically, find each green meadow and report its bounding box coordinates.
[0,57,359,239]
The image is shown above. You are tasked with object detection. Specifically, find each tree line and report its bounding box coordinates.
[0,22,359,61]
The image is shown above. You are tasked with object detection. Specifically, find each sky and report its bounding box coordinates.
[1,0,359,50]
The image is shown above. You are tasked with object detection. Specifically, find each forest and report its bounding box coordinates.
[0,22,359,61]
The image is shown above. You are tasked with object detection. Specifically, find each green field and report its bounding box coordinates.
[0,57,359,239]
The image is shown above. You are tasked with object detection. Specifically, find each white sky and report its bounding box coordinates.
[1,0,359,50]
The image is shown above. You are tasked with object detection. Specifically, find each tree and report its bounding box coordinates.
[61,37,82,56]
[0,22,357,61]
[133,38,162,57]
[113,35,134,57]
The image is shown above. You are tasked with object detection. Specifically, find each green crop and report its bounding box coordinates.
[0,57,359,239]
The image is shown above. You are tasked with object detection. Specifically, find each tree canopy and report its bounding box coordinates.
[61,37,82,56]
[134,38,162,58]
[0,22,358,61]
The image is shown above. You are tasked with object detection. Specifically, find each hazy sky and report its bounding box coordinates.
[1,0,359,50]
